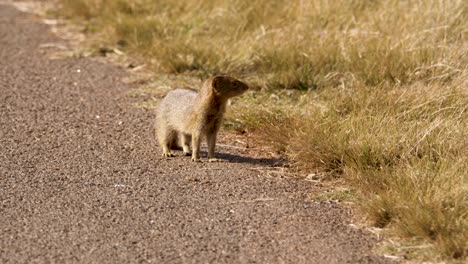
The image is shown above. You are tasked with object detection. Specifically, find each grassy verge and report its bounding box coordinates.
[54,0,467,261]
[230,80,467,260]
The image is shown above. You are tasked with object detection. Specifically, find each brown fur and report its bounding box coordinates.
[155,75,248,161]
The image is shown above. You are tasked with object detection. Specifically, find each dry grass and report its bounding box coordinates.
[56,0,467,261]
[229,79,467,260]
[57,0,467,89]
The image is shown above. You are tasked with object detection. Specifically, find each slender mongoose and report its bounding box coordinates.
[155,75,249,161]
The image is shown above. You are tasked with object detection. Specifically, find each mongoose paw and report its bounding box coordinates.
[162,153,175,157]
[208,158,222,162]
[191,157,201,162]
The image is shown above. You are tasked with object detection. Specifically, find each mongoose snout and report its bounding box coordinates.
[155,75,248,161]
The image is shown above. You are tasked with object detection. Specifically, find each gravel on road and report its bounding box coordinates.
[0,4,390,263]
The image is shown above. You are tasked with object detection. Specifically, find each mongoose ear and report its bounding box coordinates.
[211,76,222,90]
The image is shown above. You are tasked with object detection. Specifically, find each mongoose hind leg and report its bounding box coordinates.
[181,133,192,156]
[156,122,175,157]
[161,138,175,157]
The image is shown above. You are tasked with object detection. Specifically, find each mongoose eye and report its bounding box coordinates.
[233,82,238,87]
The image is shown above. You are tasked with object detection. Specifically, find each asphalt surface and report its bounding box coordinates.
[0,4,391,263]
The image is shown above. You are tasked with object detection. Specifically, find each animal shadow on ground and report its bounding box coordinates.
[156,143,285,166]
[214,152,286,166]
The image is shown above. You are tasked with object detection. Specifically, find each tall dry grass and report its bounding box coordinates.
[229,79,467,259]
[56,0,467,260]
[59,0,466,89]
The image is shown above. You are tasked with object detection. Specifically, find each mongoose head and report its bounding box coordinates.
[211,75,249,98]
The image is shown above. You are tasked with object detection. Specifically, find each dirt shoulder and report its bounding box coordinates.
[0,4,391,263]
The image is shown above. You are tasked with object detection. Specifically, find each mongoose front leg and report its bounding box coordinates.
[191,131,201,162]
[206,132,220,162]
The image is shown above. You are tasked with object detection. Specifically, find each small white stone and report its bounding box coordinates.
[383,255,399,260]
[305,173,320,181]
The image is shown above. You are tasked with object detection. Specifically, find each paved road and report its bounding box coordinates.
[0,4,389,263]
